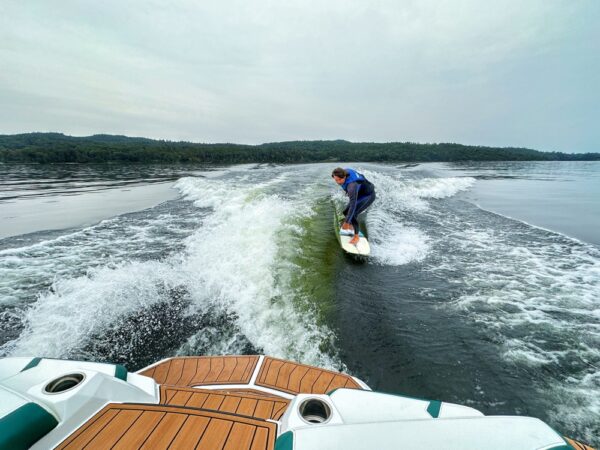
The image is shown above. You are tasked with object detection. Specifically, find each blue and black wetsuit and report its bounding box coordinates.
[340,168,376,235]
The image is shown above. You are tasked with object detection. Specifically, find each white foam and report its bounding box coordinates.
[4,260,186,357]
[345,168,468,266]
[369,221,430,266]
[360,169,475,213]
[175,175,341,368]
[3,167,343,369]
[436,213,600,442]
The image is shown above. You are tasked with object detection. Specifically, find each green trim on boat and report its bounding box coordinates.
[114,364,128,381]
[21,357,42,372]
[427,400,441,418]
[0,402,58,450]
[274,431,294,450]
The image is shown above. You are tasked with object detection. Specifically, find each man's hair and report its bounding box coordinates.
[332,167,347,178]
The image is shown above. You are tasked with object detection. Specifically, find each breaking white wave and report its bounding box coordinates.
[353,168,471,266]
[361,169,475,212]
[4,260,186,357]
[3,169,342,369]
[175,175,341,369]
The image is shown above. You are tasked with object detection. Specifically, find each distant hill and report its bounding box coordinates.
[0,132,598,163]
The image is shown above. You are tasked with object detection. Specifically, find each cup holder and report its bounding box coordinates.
[298,398,332,424]
[44,373,85,394]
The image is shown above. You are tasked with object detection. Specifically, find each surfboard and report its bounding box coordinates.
[333,205,370,256]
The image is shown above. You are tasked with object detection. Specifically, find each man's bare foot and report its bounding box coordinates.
[349,235,360,245]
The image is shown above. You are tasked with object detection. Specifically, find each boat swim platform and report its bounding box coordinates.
[56,403,277,450]
[138,355,364,395]
[54,355,594,450]
[159,386,290,420]
[55,355,365,450]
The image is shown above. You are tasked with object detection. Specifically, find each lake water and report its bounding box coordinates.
[0,161,598,445]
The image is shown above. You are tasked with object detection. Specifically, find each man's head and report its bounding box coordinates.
[331,167,347,185]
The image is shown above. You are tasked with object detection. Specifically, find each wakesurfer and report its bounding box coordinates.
[331,167,376,245]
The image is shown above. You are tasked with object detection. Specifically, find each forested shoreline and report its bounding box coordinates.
[1,132,598,163]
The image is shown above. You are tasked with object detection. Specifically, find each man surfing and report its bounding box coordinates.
[331,167,376,245]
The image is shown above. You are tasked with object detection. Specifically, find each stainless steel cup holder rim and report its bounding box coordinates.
[44,372,85,395]
[298,398,332,425]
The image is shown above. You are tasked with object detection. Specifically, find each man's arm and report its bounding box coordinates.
[344,182,360,223]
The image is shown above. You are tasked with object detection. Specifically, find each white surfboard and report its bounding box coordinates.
[333,206,370,256]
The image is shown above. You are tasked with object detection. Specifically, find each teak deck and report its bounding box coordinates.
[56,404,277,450]
[139,355,259,387]
[565,437,596,450]
[256,356,362,394]
[58,355,364,450]
[160,386,289,420]
[141,355,361,394]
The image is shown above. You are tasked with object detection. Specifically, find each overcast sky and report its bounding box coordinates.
[1,1,598,152]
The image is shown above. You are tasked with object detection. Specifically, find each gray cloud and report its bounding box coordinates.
[1,0,598,151]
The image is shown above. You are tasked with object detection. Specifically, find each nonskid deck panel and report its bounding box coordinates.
[56,355,364,450]
[160,386,290,420]
[256,356,362,394]
[140,355,361,395]
[56,403,277,450]
[139,355,259,387]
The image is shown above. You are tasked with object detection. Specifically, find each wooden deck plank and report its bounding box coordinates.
[139,356,259,387]
[253,400,275,420]
[214,388,286,400]
[57,409,119,449]
[236,397,258,416]
[167,415,211,449]
[112,411,165,450]
[190,357,212,385]
[169,389,193,405]
[250,427,271,450]
[223,423,256,450]
[237,356,254,381]
[203,393,226,410]
[298,368,322,393]
[275,362,297,388]
[195,418,232,450]
[217,356,238,382]
[220,395,243,414]
[261,359,285,386]
[58,404,277,450]
[565,437,595,450]
[165,358,185,385]
[82,409,143,449]
[161,386,290,420]
[205,357,225,383]
[256,356,362,394]
[152,360,171,384]
[139,413,187,449]
[272,402,289,419]
[178,358,198,386]
[184,391,210,408]
[286,365,310,392]
[311,371,336,393]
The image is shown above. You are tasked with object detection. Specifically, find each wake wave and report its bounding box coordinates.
[2,169,342,370]
[357,169,474,266]
[175,175,341,368]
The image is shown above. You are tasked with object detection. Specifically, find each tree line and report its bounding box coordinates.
[1,133,598,163]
